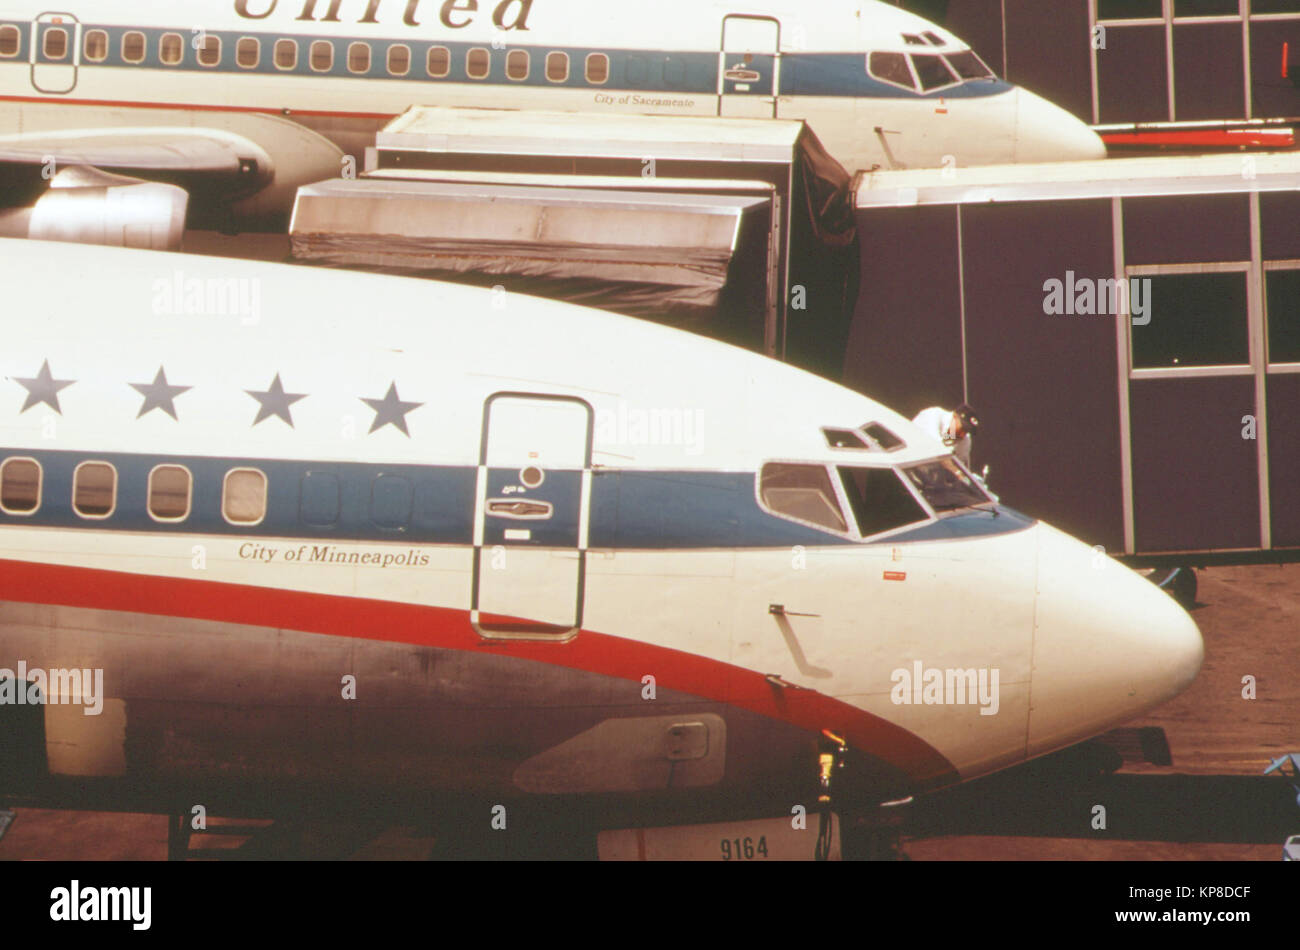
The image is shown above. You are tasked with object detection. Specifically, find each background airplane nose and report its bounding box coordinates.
[1026,523,1204,758]
[1013,87,1109,163]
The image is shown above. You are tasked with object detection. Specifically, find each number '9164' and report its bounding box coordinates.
[720,836,769,860]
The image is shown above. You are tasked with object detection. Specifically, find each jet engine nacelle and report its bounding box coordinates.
[0,166,188,251]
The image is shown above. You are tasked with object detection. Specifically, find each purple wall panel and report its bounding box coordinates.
[843,206,964,415]
[1123,194,1251,265]
[1129,375,1259,552]
[1004,0,1094,120]
[1267,374,1300,547]
[1097,25,1170,123]
[960,200,1124,549]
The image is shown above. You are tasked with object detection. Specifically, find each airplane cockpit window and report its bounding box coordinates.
[901,33,927,46]
[862,423,905,451]
[837,466,929,537]
[944,50,994,80]
[922,32,946,47]
[0,458,41,515]
[759,463,848,534]
[911,54,959,91]
[902,457,992,512]
[0,26,19,58]
[824,428,870,449]
[867,51,917,91]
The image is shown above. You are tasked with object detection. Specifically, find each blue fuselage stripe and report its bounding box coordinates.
[5,20,1014,100]
[0,447,1035,549]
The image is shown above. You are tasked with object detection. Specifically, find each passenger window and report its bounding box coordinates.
[237,37,260,68]
[73,462,116,518]
[371,474,413,529]
[223,469,268,525]
[122,31,146,64]
[0,458,41,515]
[911,53,957,91]
[300,472,340,527]
[43,27,68,60]
[506,48,528,80]
[838,467,928,537]
[348,41,371,73]
[197,34,221,67]
[466,47,490,79]
[310,39,334,72]
[148,465,192,521]
[160,32,184,66]
[387,43,411,75]
[0,25,19,57]
[427,45,450,77]
[546,51,568,82]
[759,463,847,534]
[867,51,915,91]
[275,38,298,70]
[586,52,609,84]
[83,29,108,62]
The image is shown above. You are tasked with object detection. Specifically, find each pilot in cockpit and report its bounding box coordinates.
[911,403,979,468]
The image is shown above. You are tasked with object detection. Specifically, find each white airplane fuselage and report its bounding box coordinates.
[0,1,1106,224]
[0,240,1201,825]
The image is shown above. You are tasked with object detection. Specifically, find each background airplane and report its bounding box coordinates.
[0,239,1201,857]
[0,0,1106,234]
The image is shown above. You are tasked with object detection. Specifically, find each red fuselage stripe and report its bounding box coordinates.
[0,557,958,786]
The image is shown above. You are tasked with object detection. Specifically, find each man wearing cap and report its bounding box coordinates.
[911,403,979,468]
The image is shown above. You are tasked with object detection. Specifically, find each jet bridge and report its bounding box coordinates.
[288,107,858,371]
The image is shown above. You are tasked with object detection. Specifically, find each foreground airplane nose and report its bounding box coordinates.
[1013,86,1108,163]
[1026,523,1203,757]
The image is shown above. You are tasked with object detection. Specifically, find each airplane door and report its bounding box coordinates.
[31,13,79,94]
[719,15,779,118]
[472,394,593,639]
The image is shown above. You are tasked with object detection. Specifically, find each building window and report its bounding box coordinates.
[197,34,221,67]
[42,27,68,60]
[1174,0,1239,15]
[122,31,147,64]
[83,29,108,62]
[237,37,260,68]
[1096,0,1164,18]
[310,39,334,72]
[0,458,41,515]
[274,38,298,70]
[758,463,847,534]
[546,51,569,82]
[585,52,609,84]
[506,48,529,80]
[466,47,490,79]
[427,45,450,77]
[1130,270,1250,369]
[348,41,371,73]
[160,32,184,66]
[1266,267,1300,363]
[0,25,19,58]
[73,462,117,519]
[387,43,411,75]
[223,469,268,525]
[148,465,192,522]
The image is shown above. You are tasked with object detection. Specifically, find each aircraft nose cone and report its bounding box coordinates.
[1013,86,1108,162]
[1027,523,1203,757]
